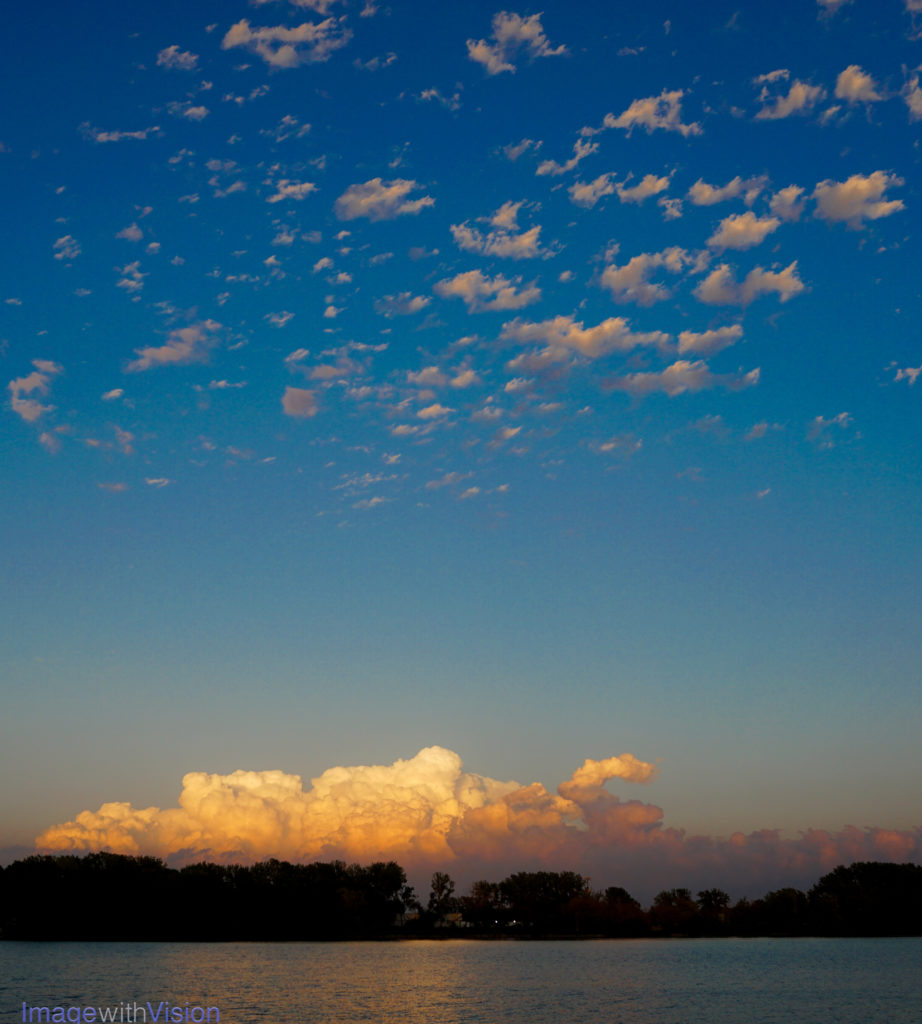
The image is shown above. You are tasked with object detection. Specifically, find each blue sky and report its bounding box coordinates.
[2,0,921,891]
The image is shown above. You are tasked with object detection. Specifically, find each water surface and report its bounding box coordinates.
[2,938,919,1024]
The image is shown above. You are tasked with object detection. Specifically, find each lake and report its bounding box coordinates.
[2,938,919,1024]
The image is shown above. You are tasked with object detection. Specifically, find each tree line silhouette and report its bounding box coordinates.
[1,854,920,939]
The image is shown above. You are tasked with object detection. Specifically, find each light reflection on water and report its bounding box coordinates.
[2,938,920,1024]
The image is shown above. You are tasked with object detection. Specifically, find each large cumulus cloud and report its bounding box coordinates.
[35,747,922,898]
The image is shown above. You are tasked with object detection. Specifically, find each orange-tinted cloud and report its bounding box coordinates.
[35,746,922,898]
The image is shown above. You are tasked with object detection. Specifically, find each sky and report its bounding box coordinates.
[2,0,921,899]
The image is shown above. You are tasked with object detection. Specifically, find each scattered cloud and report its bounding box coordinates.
[536,138,597,177]
[467,12,567,75]
[600,89,701,137]
[606,360,759,397]
[266,179,317,203]
[8,360,63,423]
[694,262,806,305]
[835,65,883,104]
[221,18,351,68]
[677,324,744,356]
[374,292,431,317]
[600,247,692,306]
[434,270,540,312]
[335,178,434,221]
[755,78,825,119]
[53,235,80,261]
[813,171,905,226]
[126,320,221,372]
[769,185,806,222]
[707,211,781,251]
[156,45,199,71]
[501,314,669,358]
[282,386,319,418]
[687,176,765,206]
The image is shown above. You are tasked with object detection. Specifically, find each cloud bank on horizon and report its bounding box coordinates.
[36,747,922,897]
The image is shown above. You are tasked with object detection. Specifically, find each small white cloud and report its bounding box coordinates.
[417,402,454,419]
[568,173,617,208]
[755,79,825,119]
[536,138,597,177]
[835,65,883,104]
[266,179,316,204]
[434,270,540,312]
[694,262,806,306]
[616,174,671,204]
[467,12,567,76]
[335,178,434,221]
[601,89,701,137]
[903,74,922,121]
[53,235,80,261]
[606,360,759,397]
[501,314,668,359]
[769,185,806,222]
[600,247,691,307]
[221,18,351,68]
[707,211,780,251]
[813,171,904,227]
[374,292,431,317]
[677,324,744,356]
[282,386,319,418]
[157,45,199,70]
[101,388,124,401]
[8,360,63,423]
[126,320,221,372]
[116,223,143,241]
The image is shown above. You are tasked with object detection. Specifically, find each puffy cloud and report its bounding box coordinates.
[467,12,567,76]
[615,174,671,204]
[536,138,597,177]
[755,79,825,119]
[434,270,540,312]
[568,173,617,208]
[53,235,80,261]
[835,65,883,104]
[126,320,221,372]
[266,180,316,204]
[707,211,781,251]
[81,124,160,143]
[904,74,922,121]
[417,403,454,419]
[282,386,319,418]
[694,262,806,306]
[677,324,744,357]
[817,0,852,12]
[687,176,765,206]
[601,89,701,137]
[503,138,539,161]
[156,45,199,71]
[36,744,919,898]
[450,368,480,388]
[8,360,63,423]
[606,360,760,397]
[116,223,143,242]
[769,185,806,222]
[374,292,431,317]
[335,178,434,221]
[221,18,351,68]
[813,171,905,227]
[407,366,448,387]
[501,314,669,358]
[450,221,545,259]
[600,247,691,306]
